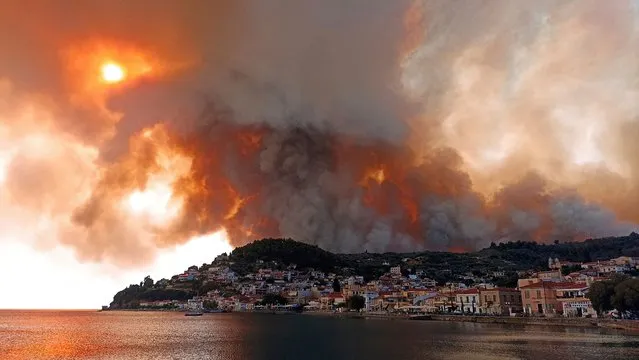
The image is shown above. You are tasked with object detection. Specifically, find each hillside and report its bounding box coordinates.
[477,232,639,268]
[228,238,344,274]
[109,233,639,308]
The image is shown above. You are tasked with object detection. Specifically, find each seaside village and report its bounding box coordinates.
[137,255,639,318]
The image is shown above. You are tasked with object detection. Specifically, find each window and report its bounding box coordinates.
[466,296,469,303]
[493,295,496,302]
[510,295,515,302]
[525,290,530,299]
[536,290,541,298]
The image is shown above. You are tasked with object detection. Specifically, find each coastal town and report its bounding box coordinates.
[110,239,639,319]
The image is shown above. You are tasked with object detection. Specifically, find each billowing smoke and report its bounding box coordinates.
[0,1,637,266]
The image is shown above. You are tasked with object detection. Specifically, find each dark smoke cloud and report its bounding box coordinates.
[0,1,637,265]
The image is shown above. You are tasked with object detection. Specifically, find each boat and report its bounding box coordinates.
[184,311,203,317]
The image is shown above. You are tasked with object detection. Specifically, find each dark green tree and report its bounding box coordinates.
[260,294,288,306]
[332,278,341,293]
[494,272,519,288]
[587,281,614,315]
[143,276,154,288]
[203,300,219,310]
[560,265,583,275]
[347,295,366,311]
[612,279,639,316]
[587,275,629,315]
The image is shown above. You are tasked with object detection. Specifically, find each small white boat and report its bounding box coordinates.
[185,311,203,317]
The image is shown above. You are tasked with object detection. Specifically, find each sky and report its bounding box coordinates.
[0,232,231,309]
[0,1,638,309]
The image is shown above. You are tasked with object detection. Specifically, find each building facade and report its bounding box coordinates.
[521,282,558,315]
[455,289,480,314]
[480,288,522,315]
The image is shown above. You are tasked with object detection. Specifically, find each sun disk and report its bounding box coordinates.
[101,62,125,83]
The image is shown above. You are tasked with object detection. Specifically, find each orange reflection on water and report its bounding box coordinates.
[1,310,103,360]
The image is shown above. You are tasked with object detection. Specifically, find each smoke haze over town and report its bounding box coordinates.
[0,0,638,285]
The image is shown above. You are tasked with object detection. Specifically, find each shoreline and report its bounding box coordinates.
[301,311,639,332]
[101,309,639,333]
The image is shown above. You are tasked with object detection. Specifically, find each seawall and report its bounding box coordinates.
[304,311,639,332]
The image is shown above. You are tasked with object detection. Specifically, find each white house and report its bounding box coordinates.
[390,266,402,276]
[455,289,480,314]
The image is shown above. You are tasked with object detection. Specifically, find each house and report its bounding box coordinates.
[342,284,365,298]
[234,296,255,311]
[187,298,204,311]
[306,300,321,310]
[320,292,346,309]
[422,278,437,288]
[256,268,273,280]
[563,272,589,283]
[429,293,456,313]
[361,291,380,311]
[178,272,195,281]
[374,291,410,311]
[455,289,480,314]
[479,288,522,315]
[554,282,595,318]
[612,256,639,267]
[536,270,563,282]
[581,261,601,269]
[548,258,580,270]
[520,282,559,315]
[390,266,402,276]
[597,264,626,274]
[187,266,200,277]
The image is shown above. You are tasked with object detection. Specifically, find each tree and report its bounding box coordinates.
[347,295,366,311]
[260,294,288,306]
[612,279,639,316]
[494,272,519,288]
[203,300,219,310]
[587,281,614,315]
[560,265,582,276]
[143,276,154,288]
[332,278,341,293]
[587,275,629,315]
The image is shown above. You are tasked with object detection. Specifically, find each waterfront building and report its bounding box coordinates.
[455,288,480,314]
[479,288,522,315]
[520,282,559,315]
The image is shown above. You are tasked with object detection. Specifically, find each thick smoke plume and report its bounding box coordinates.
[0,1,637,266]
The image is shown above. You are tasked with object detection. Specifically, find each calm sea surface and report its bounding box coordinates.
[1,310,638,360]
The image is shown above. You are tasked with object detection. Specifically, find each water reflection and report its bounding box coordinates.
[0,311,637,360]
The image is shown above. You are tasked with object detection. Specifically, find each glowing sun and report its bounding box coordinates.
[100,62,125,83]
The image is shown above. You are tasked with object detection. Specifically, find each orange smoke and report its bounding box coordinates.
[63,40,157,96]
[0,0,636,268]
